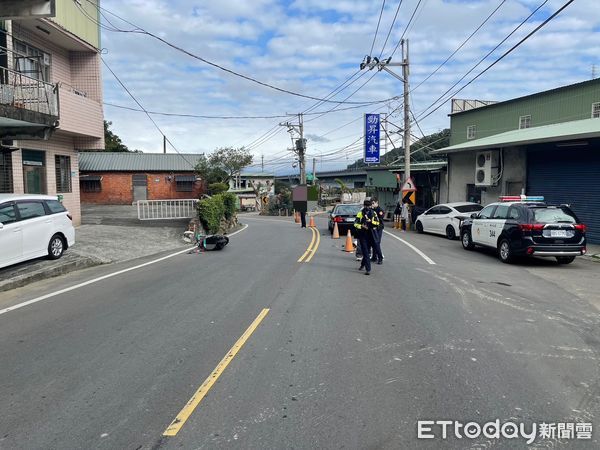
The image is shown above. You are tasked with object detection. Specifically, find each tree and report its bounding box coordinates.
[209,147,253,182]
[101,121,143,152]
[104,120,129,152]
[195,154,228,185]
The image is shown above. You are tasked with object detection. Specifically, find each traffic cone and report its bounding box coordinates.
[294,212,300,223]
[344,229,354,252]
[309,216,315,227]
[332,221,340,239]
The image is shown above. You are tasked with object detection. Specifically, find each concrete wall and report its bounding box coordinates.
[11,132,82,225]
[447,147,527,205]
[51,0,101,49]
[81,172,205,205]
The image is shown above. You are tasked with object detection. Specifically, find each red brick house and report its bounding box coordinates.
[79,152,204,204]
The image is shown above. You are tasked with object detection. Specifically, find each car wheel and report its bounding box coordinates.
[445,225,456,240]
[498,239,513,264]
[461,231,474,250]
[556,256,576,264]
[48,234,65,260]
[416,221,424,234]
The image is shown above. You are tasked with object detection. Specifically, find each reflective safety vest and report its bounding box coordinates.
[354,208,380,231]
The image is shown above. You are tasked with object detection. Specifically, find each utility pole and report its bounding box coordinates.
[360,39,412,222]
[163,135,167,154]
[402,39,411,183]
[261,154,264,172]
[360,40,410,178]
[312,157,316,185]
[281,113,306,184]
[593,64,597,80]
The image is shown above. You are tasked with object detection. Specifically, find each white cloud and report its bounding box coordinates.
[99,0,600,172]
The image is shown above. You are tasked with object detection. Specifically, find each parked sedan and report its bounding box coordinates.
[328,203,362,236]
[415,202,483,239]
[0,194,75,269]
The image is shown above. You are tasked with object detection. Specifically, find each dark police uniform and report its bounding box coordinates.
[354,206,380,274]
[372,205,385,263]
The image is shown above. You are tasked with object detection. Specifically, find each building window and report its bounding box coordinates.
[175,175,195,192]
[467,125,476,140]
[0,152,13,193]
[80,176,101,193]
[22,149,46,194]
[13,38,51,82]
[519,115,531,129]
[592,102,600,118]
[55,155,72,193]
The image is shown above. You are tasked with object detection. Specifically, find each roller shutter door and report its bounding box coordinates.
[527,147,600,244]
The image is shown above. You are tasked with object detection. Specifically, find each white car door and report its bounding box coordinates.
[471,204,496,246]
[488,204,509,247]
[436,206,453,234]
[420,207,439,233]
[0,202,23,267]
[16,201,52,259]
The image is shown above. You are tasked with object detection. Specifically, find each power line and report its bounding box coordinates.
[369,0,387,56]
[411,0,507,93]
[416,0,570,122]
[83,0,397,106]
[389,0,423,58]
[102,58,197,169]
[305,71,383,123]
[378,0,404,58]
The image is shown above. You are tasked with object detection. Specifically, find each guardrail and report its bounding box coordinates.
[137,199,199,220]
[0,66,58,116]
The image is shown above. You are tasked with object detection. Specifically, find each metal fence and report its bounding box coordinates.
[0,66,58,116]
[137,199,199,220]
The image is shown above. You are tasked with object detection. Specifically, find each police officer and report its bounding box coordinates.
[354,199,380,275]
[371,197,384,264]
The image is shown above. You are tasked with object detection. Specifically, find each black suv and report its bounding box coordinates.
[460,200,587,264]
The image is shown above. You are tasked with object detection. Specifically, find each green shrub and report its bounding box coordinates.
[208,182,229,195]
[197,196,226,234]
[221,192,237,219]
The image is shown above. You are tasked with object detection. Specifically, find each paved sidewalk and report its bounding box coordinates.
[0,204,192,292]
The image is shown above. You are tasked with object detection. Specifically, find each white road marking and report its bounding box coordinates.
[383,230,436,265]
[0,224,249,317]
[242,217,296,225]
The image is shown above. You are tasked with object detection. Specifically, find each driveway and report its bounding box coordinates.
[0,204,191,291]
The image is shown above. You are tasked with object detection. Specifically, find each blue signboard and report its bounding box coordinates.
[364,113,380,164]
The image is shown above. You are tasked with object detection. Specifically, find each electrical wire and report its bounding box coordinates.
[378,0,404,58]
[83,0,397,106]
[102,58,197,169]
[416,0,571,122]
[388,0,423,58]
[410,0,507,93]
[369,0,387,57]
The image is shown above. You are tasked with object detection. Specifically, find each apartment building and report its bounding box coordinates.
[0,0,104,225]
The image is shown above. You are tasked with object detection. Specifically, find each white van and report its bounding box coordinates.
[0,194,75,269]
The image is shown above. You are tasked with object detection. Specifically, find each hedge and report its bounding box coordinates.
[197,192,238,233]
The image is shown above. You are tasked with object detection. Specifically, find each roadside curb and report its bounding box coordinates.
[0,256,105,293]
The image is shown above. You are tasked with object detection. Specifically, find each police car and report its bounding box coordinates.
[460,196,587,264]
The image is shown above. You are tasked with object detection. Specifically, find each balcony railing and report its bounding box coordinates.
[0,66,58,117]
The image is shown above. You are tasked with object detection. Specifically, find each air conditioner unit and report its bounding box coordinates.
[475,150,499,186]
[43,53,51,66]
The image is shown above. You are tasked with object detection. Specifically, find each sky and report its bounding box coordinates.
[98,0,600,174]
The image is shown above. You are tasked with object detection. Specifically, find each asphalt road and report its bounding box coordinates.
[0,215,599,449]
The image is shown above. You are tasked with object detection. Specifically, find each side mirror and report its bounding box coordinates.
[470,213,479,219]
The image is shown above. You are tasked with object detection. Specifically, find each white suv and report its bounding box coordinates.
[0,194,75,269]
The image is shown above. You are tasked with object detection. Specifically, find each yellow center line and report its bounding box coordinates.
[304,226,321,263]
[297,227,317,263]
[162,308,270,437]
